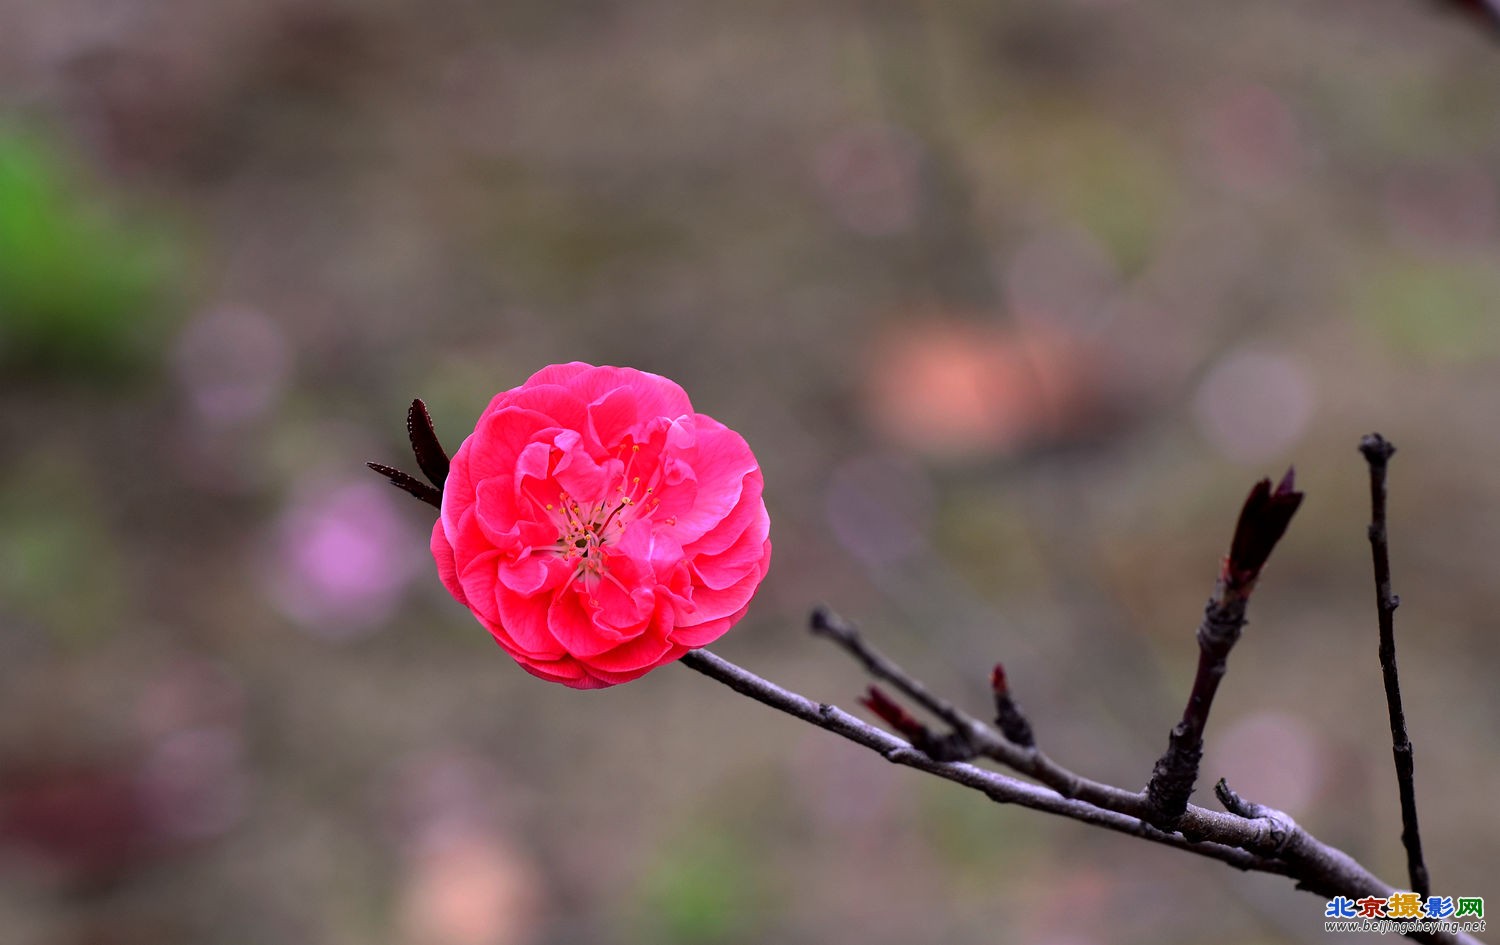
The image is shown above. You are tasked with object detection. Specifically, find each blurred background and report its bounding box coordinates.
[2,1,1499,943]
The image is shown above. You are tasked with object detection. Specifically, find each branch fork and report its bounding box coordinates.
[681,453,1472,944]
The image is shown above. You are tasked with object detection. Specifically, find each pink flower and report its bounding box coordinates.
[431,363,771,689]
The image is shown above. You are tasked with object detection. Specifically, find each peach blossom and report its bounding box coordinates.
[432,363,771,688]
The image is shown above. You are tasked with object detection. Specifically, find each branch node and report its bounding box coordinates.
[1214,779,1298,857]
[1358,432,1397,465]
[1215,777,1266,819]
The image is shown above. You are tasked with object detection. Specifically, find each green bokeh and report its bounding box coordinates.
[0,129,185,376]
[632,829,767,945]
[1352,255,1500,361]
[0,460,124,644]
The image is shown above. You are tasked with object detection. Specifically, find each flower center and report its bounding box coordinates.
[541,443,665,580]
[551,492,621,571]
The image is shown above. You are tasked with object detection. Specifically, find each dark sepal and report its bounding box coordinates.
[407,398,450,489]
[366,462,443,509]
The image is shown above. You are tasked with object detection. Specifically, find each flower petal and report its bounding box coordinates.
[685,467,765,558]
[563,366,693,423]
[583,606,678,675]
[457,550,502,624]
[550,430,611,501]
[545,586,635,658]
[462,407,559,483]
[514,654,600,689]
[659,417,758,543]
[431,518,465,605]
[491,383,589,433]
[494,588,567,659]
[670,606,747,648]
[685,548,767,622]
[521,362,594,390]
[688,488,769,590]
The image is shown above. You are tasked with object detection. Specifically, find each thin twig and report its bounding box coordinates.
[1360,433,1430,900]
[1145,588,1247,821]
[677,648,1480,945]
[810,606,1146,815]
[1146,471,1303,822]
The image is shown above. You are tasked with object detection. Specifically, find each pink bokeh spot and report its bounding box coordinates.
[1192,347,1314,465]
[271,481,423,637]
[432,363,772,689]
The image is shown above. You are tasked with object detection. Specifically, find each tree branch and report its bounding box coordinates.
[678,647,1480,945]
[688,461,1475,943]
[1360,433,1431,900]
